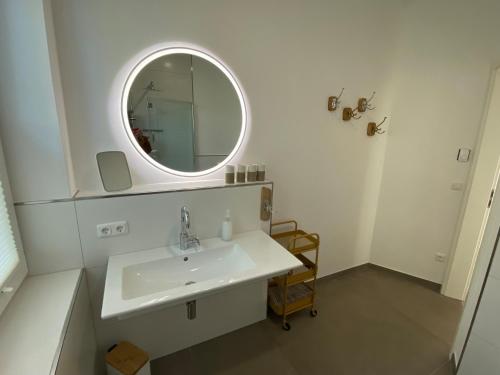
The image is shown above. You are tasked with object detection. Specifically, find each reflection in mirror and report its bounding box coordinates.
[126,53,242,173]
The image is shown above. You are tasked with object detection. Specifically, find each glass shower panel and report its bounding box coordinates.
[147,97,195,172]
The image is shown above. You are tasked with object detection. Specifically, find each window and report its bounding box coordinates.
[0,180,19,288]
[0,139,27,315]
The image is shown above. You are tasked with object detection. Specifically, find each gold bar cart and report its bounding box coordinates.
[268,220,320,330]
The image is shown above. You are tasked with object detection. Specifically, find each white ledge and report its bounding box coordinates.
[0,269,82,375]
[76,180,272,200]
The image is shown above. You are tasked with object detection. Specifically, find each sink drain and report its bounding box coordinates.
[185,281,196,286]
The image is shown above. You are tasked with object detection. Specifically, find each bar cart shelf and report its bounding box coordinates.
[268,220,320,330]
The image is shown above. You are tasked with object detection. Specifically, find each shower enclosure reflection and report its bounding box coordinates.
[126,53,242,172]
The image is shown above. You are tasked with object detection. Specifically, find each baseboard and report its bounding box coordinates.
[367,263,441,291]
[319,263,441,292]
[318,263,371,281]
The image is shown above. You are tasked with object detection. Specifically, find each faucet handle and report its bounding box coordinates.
[190,236,200,247]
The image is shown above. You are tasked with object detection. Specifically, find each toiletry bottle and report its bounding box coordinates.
[257,164,266,181]
[247,164,257,182]
[225,165,235,184]
[221,209,233,241]
[236,164,246,183]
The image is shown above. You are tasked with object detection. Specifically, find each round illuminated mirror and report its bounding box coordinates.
[122,48,246,176]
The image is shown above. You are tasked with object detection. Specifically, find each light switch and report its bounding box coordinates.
[457,148,471,163]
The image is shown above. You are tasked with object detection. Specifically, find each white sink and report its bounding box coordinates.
[122,244,255,300]
[102,230,301,319]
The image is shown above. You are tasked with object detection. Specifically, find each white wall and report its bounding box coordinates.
[370,0,500,284]
[15,201,83,275]
[50,0,403,277]
[75,185,268,267]
[15,184,269,272]
[0,0,75,203]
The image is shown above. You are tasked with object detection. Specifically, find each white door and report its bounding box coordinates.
[457,171,500,373]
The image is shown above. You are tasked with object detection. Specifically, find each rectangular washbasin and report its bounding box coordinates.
[122,244,256,300]
[102,230,302,319]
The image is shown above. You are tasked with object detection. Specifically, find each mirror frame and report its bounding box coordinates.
[121,46,248,177]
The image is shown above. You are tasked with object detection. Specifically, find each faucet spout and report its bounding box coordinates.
[180,206,199,250]
[181,206,190,231]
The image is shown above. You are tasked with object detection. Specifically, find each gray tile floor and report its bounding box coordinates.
[152,265,463,375]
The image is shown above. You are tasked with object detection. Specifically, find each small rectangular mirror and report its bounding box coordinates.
[96,151,132,192]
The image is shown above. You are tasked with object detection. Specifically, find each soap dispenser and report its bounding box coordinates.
[221,209,232,241]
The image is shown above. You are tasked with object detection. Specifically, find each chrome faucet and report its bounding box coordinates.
[180,206,200,250]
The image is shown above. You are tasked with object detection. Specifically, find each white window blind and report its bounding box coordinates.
[0,180,19,288]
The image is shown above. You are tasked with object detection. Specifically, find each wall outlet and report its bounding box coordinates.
[96,221,129,238]
[112,221,129,235]
[96,223,112,238]
[435,252,446,262]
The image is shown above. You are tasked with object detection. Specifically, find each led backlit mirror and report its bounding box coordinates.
[122,47,246,176]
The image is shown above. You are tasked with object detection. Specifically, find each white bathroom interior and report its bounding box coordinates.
[1,0,500,374]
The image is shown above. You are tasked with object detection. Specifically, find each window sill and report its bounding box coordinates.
[0,269,82,375]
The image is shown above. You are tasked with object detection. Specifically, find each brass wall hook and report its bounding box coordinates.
[342,106,362,121]
[367,116,387,136]
[357,91,376,113]
[328,88,344,111]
